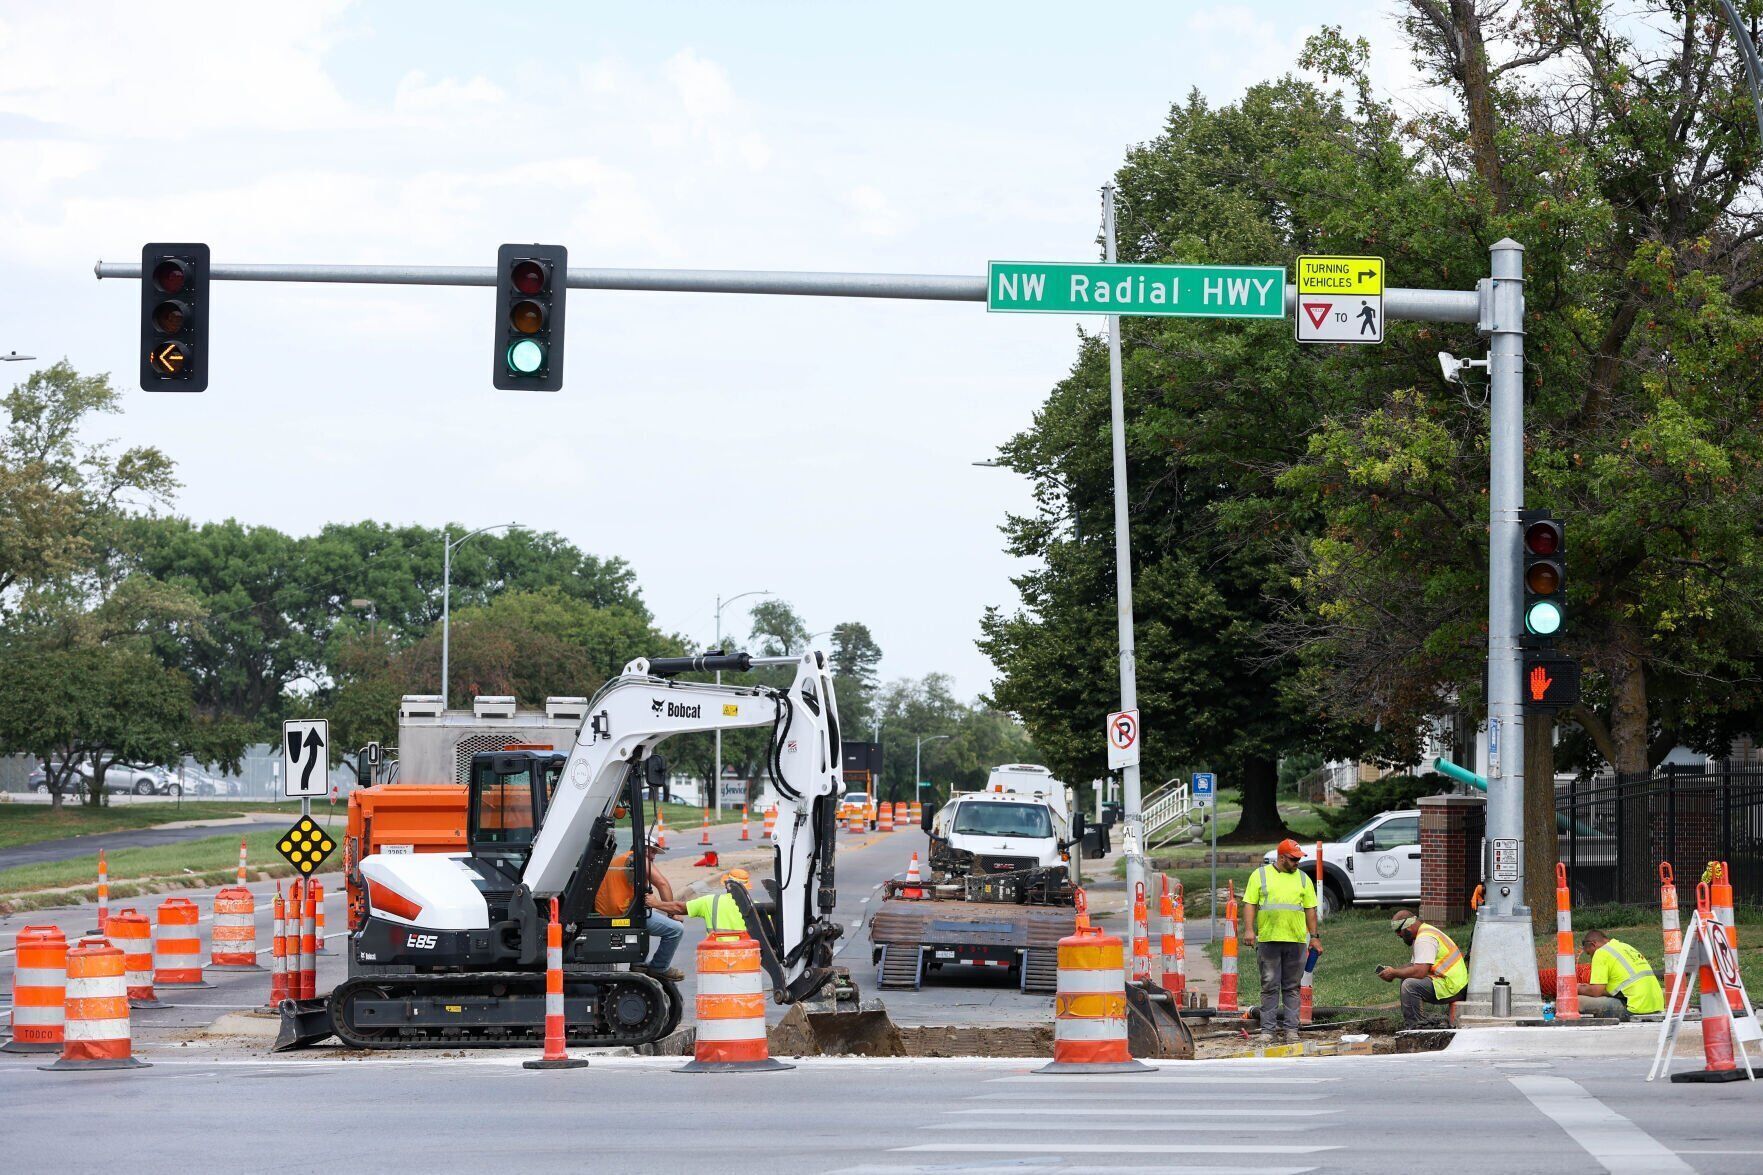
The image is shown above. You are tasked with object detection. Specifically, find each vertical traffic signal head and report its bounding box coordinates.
[1520,510,1565,645]
[140,243,209,392]
[493,244,566,391]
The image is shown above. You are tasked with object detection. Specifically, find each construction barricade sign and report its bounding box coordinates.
[277,816,337,876]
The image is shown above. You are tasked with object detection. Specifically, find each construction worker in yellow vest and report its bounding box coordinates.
[1577,930,1664,1019]
[1240,838,1321,1044]
[681,868,752,935]
[1377,910,1469,1027]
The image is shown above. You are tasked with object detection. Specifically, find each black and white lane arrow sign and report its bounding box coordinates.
[282,719,329,798]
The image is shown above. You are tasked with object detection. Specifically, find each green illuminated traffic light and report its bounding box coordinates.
[1520,512,1566,647]
[493,244,566,392]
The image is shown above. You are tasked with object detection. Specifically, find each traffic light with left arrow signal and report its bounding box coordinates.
[140,243,210,392]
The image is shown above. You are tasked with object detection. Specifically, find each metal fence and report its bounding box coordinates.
[1557,765,1763,906]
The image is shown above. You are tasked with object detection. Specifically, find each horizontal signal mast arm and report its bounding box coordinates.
[94,259,1481,321]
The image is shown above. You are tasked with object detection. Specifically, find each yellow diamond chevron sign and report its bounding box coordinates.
[277,815,337,877]
[1295,255,1384,344]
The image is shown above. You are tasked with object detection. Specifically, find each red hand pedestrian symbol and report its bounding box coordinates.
[1528,664,1553,702]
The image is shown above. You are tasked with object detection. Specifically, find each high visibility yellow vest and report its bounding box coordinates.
[1417,924,1468,999]
[1244,865,1316,943]
[686,892,748,934]
[1591,939,1663,1015]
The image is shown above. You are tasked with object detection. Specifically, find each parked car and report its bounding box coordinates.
[1261,808,1422,913]
[27,760,90,796]
[182,766,240,797]
[90,763,184,796]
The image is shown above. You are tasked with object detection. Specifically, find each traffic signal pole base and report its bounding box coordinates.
[1460,910,1544,1023]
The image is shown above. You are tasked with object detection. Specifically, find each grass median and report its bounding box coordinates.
[0,799,308,851]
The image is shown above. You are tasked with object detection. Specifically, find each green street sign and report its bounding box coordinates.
[987,261,1285,319]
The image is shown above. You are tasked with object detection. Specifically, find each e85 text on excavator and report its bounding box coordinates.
[278,651,884,1051]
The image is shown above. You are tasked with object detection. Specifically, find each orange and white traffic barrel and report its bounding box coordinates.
[1159,875,1185,1001]
[94,849,109,935]
[3,925,67,1054]
[878,804,894,833]
[895,801,909,827]
[909,801,923,826]
[676,932,792,1073]
[1659,863,1684,1012]
[39,936,148,1071]
[700,811,712,846]
[154,897,208,988]
[740,805,751,841]
[655,815,668,851]
[108,909,159,1008]
[1554,863,1578,1020]
[763,805,777,840]
[523,898,589,1070]
[1034,925,1151,1074]
[847,807,865,834]
[1218,883,1240,1013]
[1672,883,1747,1084]
[207,886,262,971]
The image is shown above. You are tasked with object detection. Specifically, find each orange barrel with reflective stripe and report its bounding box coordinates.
[847,809,865,833]
[39,937,148,1071]
[740,806,751,841]
[1034,925,1151,1074]
[1659,863,1684,1012]
[207,886,262,971]
[894,802,908,827]
[1554,863,1578,1019]
[154,897,207,988]
[676,932,792,1073]
[108,909,160,1008]
[265,885,289,1011]
[878,804,894,833]
[3,925,67,1054]
[1130,881,1152,983]
[909,801,923,826]
[763,806,777,840]
[1160,876,1185,1001]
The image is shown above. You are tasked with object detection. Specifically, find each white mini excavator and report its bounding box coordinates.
[278,651,889,1051]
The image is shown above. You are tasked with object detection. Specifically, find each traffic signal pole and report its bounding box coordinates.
[98,239,1537,1017]
[1462,238,1542,1021]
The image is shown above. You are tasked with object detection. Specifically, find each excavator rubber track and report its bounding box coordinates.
[288,969,682,1051]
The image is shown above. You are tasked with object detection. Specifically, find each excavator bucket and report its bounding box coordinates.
[273,997,337,1052]
[768,970,905,1057]
[1125,980,1195,1059]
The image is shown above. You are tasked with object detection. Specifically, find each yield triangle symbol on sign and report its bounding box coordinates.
[1303,302,1331,329]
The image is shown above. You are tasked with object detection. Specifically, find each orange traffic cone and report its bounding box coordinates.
[901,853,924,899]
[700,811,712,846]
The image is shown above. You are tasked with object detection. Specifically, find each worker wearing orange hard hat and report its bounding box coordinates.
[1241,838,1321,1044]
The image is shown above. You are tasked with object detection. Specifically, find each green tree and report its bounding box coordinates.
[871,674,1037,805]
[0,362,176,611]
[829,621,884,737]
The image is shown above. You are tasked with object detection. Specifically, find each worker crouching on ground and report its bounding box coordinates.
[1577,929,1664,1020]
[1377,910,1468,1027]
[657,868,752,935]
[1241,838,1321,1044]
[595,829,685,981]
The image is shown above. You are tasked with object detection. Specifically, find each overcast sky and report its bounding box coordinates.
[0,1,1425,699]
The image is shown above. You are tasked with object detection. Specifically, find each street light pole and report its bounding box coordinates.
[1,351,37,362]
[914,734,952,804]
[713,589,772,815]
[441,523,520,708]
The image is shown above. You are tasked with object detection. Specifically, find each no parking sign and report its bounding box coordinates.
[1105,708,1140,770]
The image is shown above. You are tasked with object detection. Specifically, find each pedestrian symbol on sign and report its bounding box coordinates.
[1358,301,1379,335]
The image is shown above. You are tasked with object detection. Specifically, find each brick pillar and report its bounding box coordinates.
[1420,794,1486,926]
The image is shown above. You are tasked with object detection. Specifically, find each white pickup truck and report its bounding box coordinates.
[1262,809,1421,913]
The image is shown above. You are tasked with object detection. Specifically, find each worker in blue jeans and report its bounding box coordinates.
[641,830,685,980]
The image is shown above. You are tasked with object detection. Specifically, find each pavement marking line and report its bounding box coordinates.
[945,1107,1341,1118]
[968,1092,1334,1103]
[833,1167,1316,1175]
[895,1144,1338,1156]
[924,1122,1308,1134]
[1509,1075,1693,1175]
[989,1075,1338,1085]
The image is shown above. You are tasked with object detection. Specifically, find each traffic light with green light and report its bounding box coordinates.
[1520,509,1565,647]
[493,243,567,391]
[140,243,209,392]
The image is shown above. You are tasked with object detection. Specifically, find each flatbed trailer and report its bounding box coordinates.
[866,871,1076,994]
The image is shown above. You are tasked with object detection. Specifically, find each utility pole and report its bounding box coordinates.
[442,523,519,709]
[1101,184,1147,965]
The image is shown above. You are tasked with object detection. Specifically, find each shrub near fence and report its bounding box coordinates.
[1557,765,1763,906]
